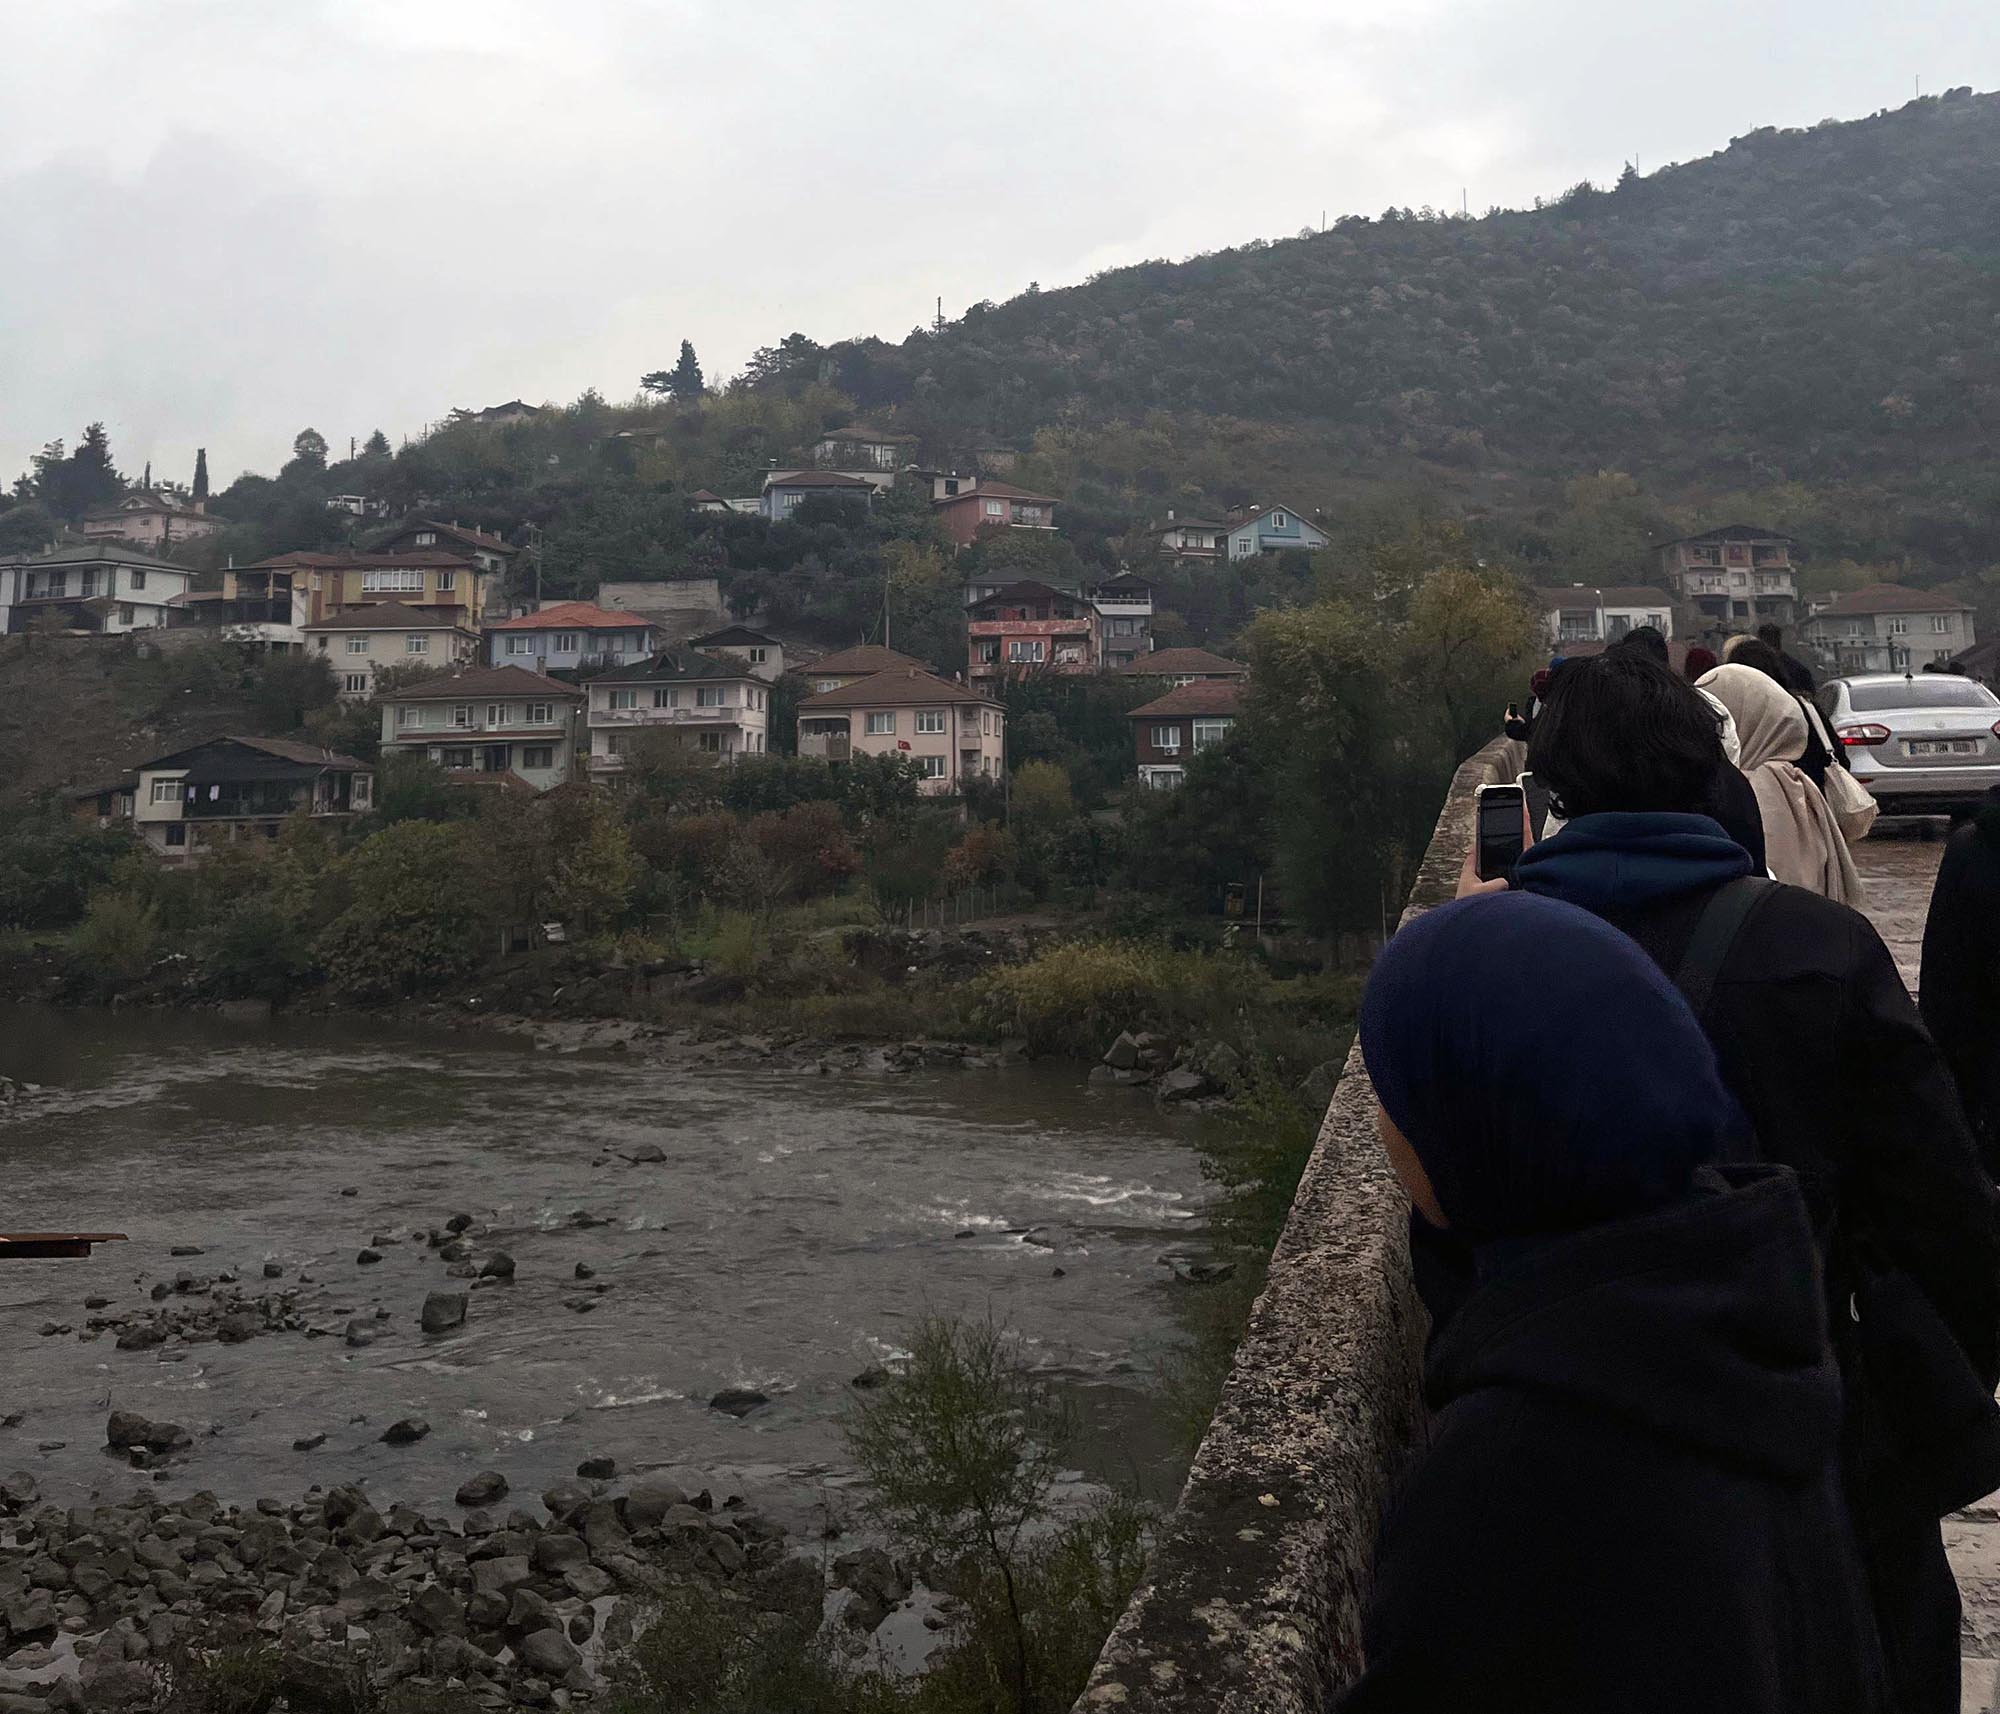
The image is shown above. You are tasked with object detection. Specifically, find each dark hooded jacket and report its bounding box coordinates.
[1513,811,2000,1383]
[1920,788,2000,1161]
[1344,1167,1885,1714]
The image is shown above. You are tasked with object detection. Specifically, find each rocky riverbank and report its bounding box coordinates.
[0,1452,853,1710]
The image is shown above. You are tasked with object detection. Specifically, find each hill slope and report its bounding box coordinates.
[805,90,2000,492]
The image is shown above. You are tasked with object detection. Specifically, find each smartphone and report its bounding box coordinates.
[1474,783,1527,882]
[1517,770,1551,843]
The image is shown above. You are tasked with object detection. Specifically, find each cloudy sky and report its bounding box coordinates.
[3,0,1996,489]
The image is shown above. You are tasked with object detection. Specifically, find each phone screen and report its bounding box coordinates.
[1476,786,1527,882]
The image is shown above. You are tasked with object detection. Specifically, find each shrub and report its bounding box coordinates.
[0,807,134,928]
[747,800,860,900]
[972,938,1260,1057]
[71,889,159,986]
[941,822,1016,890]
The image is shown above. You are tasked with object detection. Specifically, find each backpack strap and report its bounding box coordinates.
[1672,877,1775,1026]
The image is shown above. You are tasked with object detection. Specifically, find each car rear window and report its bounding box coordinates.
[1847,679,1999,712]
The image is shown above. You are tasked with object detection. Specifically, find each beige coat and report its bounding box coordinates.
[1697,664,1866,906]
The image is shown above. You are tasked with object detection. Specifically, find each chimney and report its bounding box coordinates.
[1166,509,1176,522]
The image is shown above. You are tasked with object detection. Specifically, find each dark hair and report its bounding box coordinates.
[1611,624,1670,667]
[1726,637,1790,685]
[1527,651,1726,819]
[1756,622,1785,649]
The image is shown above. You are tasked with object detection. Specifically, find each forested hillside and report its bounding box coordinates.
[806,90,2000,496]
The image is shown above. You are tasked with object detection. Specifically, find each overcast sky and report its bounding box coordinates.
[3,0,1996,490]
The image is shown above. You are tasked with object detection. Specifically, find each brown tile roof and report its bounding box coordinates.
[386,519,515,555]
[245,550,478,572]
[1534,586,1672,610]
[303,604,476,632]
[690,625,779,648]
[380,665,583,702]
[799,668,997,710]
[1129,680,1244,719]
[688,489,733,504]
[805,645,930,677]
[968,579,1084,609]
[488,601,654,632]
[937,481,1058,505]
[1655,524,1798,550]
[1119,647,1247,677]
[816,424,917,444]
[235,735,372,769]
[1810,583,1973,617]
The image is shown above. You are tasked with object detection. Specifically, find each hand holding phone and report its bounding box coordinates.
[1474,783,1528,883]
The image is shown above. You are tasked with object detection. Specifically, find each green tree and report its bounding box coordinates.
[641,340,706,400]
[545,790,640,932]
[362,429,392,459]
[67,422,124,516]
[315,820,481,1000]
[191,447,209,504]
[290,428,328,472]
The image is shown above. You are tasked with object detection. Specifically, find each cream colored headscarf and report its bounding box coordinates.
[1697,663,1865,905]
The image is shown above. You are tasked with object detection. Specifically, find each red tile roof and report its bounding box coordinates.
[1129,680,1244,719]
[764,470,877,490]
[799,668,998,710]
[487,601,655,632]
[1119,647,1247,677]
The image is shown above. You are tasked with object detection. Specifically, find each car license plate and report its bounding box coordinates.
[1908,740,1980,756]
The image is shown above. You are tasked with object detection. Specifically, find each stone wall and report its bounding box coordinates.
[1076,737,1523,1713]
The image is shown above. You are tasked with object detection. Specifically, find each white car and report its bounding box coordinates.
[1817,673,2000,815]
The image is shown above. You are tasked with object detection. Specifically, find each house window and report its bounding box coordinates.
[521,745,554,770]
[505,636,531,655]
[1192,719,1231,750]
[362,567,424,593]
[437,571,455,592]
[442,747,474,770]
[118,604,136,625]
[1008,639,1044,663]
[696,686,726,707]
[915,710,946,734]
[150,778,179,805]
[975,642,1000,664]
[1151,724,1182,752]
[164,824,187,847]
[406,634,430,654]
[343,673,368,694]
[697,731,724,752]
[1933,615,1953,634]
[528,703,552,725]
[485,704,505,726]
[415,531,437,545]
[1271,511,1288,528]
[353,776,372,808]
[653,688,675,709]
[749,647,767,664]
[130,568,146,590]
[865,711,896,736]
[1016,506,1043,524]
[1888,617,1910,636]
[919,755,948,778]
[346,636,370,654]
[609,689,638,710]
[815,679,839,693]
[397,706,423,727]
[451,704,473,727]
[553,633,580,652]
[984,500,1004,517]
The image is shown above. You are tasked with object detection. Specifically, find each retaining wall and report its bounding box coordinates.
[1077,737,1523,1712]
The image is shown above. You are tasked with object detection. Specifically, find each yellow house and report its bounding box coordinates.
[796,667,1005,794]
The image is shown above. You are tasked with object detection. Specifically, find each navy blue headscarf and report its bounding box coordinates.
[1359,892,1749,1241]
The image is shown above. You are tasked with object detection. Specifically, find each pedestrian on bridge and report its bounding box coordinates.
[1346,892,1884,1714]
[1920,784,2000,1172]
[1512,650,2000,1714]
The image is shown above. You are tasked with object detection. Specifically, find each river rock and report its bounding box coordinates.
[262,1262,284,1279]
[469,1556,531,1597]
[1102,1031,1143,1070]
[293,1433,327,1452]
[708,1388,768,1419]
[420,1292,467,1334]
[356,1249,383,1266]
[343,1319,376,1349]
[1155,1067,1210,1103]
[168,1245,203,1258]
[477,1252,515,1282]
[408,1583,465,1638]
[850,1365,893,1389]
[445,1213,474,1234]
[0,1472,37,1510]
[455,1471,508,1507]
[216,1311,260,1344]
[575,1455,616,1480]
[380,1417,430,1446]
[541,1480,590,1522]
[621,1477,687,1529]
[573,1262,595,1280]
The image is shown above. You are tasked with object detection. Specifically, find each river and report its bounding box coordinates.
[0,1005,1215,1527]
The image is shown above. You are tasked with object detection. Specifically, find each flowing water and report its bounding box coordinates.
[0,1005,1215,1524]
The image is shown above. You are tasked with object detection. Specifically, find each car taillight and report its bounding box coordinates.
[1836,723,1892,746]
[1992,720,2000,740]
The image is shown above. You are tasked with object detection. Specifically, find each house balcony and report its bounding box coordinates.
[1091,597,1154,616]
[588,706,742,727]
[798,730,852,761]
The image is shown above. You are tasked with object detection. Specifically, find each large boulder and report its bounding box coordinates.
[517,1627,582,1678]
[420,1292,468,1335]
[1102,1031,1142,1070]
[455,1471,508,1508]
[708,1387,768,1419]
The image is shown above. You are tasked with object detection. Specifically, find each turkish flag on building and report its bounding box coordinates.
[897,740,911,750]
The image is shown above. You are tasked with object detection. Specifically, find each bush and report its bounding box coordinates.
[0,807,134,928]
[972,938,1261,1057]
[747,800,860,900]
[71,889,159,986]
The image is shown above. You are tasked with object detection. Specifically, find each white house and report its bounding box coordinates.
[585,650,770,773]
[688,625,784,682]
[1800,584,1978,674]
[1534,585,1675,648]
[377,665,586,792]
[0,546,193,635]
[484,601,656,672]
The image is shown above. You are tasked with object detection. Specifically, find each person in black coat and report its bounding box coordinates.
[1921,784,2000,1161]
[1344,892,1885,1714]
[1511,651,2000,1714]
